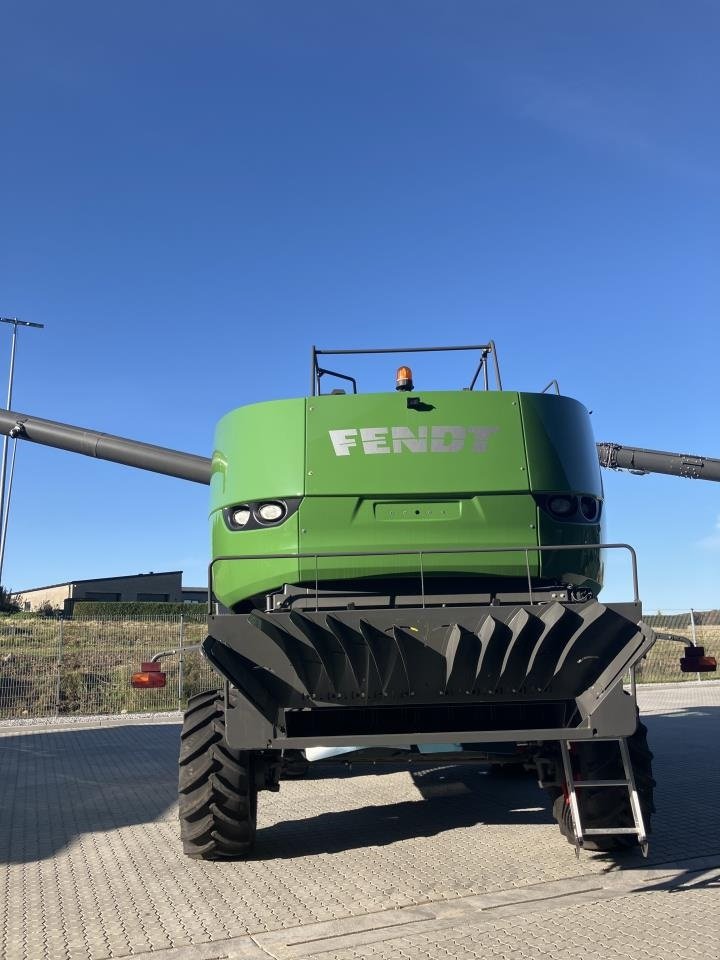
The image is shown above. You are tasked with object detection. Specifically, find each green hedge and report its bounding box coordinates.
[0,610,54,621]
[72,601,207,621]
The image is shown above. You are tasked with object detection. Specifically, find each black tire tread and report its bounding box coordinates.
[178,690,257,860]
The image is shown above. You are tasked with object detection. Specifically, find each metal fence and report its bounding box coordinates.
[0,609,717,720]
[0,616,216,719]
[641,609,720,684]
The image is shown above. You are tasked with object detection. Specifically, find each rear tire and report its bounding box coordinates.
[178,690,257,860]
[550,719,655,851]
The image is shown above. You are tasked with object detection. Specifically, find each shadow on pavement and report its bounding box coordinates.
[258,763,546,859]
[0,722,180,865]
[258,705,720,861]
[641,866,720,892]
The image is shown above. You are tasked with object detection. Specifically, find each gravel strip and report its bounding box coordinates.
[0,710,182,731]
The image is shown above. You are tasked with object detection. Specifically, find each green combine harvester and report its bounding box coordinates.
[1,342,716,859]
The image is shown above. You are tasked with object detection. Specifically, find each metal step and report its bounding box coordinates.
[574,779,629,788]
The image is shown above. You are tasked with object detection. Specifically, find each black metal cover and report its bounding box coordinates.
[204,600,655,749]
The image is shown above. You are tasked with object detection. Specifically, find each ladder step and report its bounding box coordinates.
[585,827,640,835]
[575,779,630,788]
[560,736,649,856]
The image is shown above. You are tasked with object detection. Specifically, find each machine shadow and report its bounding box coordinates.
[258,702,720,861]
[0,722,180,865]
[258,763,548,858]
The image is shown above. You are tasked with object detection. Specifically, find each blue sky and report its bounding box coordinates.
[1,1,718,612]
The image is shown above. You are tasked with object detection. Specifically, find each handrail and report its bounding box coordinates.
[541,379,560,395]
[311,342,502,395]
[208,542,639,612]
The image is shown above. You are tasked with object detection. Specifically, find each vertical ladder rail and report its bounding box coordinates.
[560,741,583,858]
[618,737,649,856]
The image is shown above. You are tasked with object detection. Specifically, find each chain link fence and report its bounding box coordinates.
[0,609,718,720]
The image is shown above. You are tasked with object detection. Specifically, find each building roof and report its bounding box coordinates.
[12,571,183,595]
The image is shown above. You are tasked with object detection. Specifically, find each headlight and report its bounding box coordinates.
[231,506,251,527]
[547,495,577,518]
[257,501,286,523]
[580,496,599,521]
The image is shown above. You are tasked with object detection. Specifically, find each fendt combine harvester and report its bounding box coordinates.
[1,343,717,860]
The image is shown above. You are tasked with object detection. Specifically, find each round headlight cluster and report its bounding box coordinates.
[226,500,289,530]
[539,493,601,523]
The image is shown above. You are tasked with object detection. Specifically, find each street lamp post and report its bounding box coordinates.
[0,317,45,587]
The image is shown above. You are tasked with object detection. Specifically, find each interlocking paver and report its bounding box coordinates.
[0,684,719,959]
[328,881,716,959]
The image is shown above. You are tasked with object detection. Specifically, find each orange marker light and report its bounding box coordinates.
[395,365,414,391]
[131,661,167,688]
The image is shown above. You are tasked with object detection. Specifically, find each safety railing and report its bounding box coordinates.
[310,341,503,395]
[208,542,640,609]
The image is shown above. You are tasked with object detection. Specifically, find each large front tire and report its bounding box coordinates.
[178,690,257,860]
[550,719,655,851]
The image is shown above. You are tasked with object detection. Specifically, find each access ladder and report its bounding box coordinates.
[560,738,649,858]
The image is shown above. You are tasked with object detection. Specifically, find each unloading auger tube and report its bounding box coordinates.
[0,408,211,484]
[597,442,720,482]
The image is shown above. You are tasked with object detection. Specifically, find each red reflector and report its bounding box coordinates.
[131,661,167,688]
[680,656,717,673]
[680,646,717,673]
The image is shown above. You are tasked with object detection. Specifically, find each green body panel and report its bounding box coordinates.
[536,513,603,587]
[211,399,305,608]
[306,391,528,495]
[210,389,604,609]
[211,510,300,609]
[519,394,604,587]
[297,493,539,585]
[211,399,306,506]
[520,394,603,496]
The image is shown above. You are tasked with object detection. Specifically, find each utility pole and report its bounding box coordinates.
[0,317,45,586]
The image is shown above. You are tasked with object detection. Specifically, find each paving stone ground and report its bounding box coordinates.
[1,682,718,960]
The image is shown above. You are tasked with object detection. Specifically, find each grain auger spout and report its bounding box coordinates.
[0,408,211,484]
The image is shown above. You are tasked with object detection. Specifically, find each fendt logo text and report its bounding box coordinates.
[329,426,499,456]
